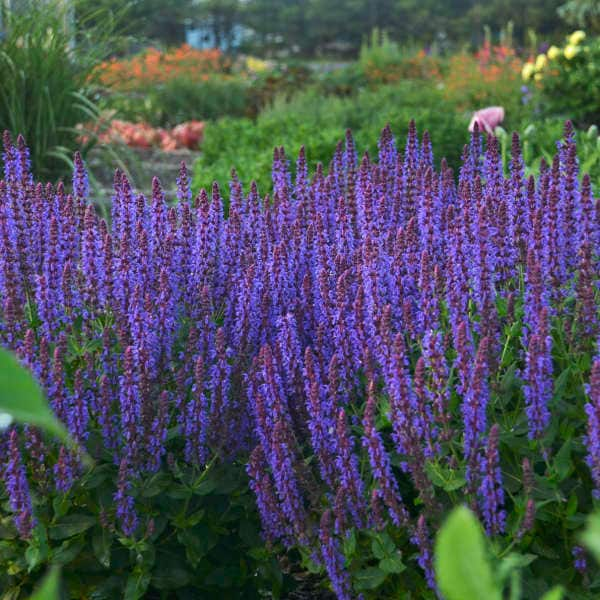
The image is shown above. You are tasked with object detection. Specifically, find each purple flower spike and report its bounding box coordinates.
[319,510,352,600]
[585,359,600,498]
[5,429,35,538]
[478,424,506,535]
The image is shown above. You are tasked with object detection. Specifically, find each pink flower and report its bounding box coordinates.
[468,106,505,134]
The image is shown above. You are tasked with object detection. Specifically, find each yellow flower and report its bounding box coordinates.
[564,44,580,60]
[521,62,535,81]
[568,30,586,45]
[535,54,547,71]
[246,56,269,73]
[534,73,543,82]
[547,45,561,60]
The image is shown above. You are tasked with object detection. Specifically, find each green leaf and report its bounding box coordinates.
[435,506,502,600]
[553,440,572,481]
[353,566,387,591]
[497,553,537,584]
[124,568,151,600]
[92,528,112,568]
[379,555,406,574]
[343,529,357,558]
[0,348,69,442]
[25,545,43,572]
[49,514,96,540]
[52,538,85,566]
[29,567,60,600]
[424,462,466,491]
[582,513,600,564]
[151,561,191,590]
[139,472,171,498]
[52,495,71,520]
[192,477,218,496]
[540,586,564,600]
[371,531,395,559]
[553,368,570,401]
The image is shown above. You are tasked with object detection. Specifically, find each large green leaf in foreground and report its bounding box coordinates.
[0,347,70,443]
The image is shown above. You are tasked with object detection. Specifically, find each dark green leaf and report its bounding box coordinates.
[166,486,193,500]
[49,514,96,540]
[124,568,151,600]
[151,562,191,590]
[371,531,395,559]
[52,539,85,565]
[353,566,387,591]
[343,529,357,558]
[52,495,71,520]
[192,477,218,496]
[553,368,570,400]
[140,472,171,498]
[554,440,572,481]
[379,555,406,574]
[92,528,112,568]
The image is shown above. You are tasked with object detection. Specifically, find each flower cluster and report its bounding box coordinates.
[96,45,229,91]
[522,30,587,81]
[443,48,522,111]
[0,121,598,597]
[78,118,204,151]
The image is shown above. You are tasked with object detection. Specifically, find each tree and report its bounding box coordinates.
[558,0,600,33]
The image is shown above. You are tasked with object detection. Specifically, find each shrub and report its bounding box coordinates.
[103,76,250,127]
[1,120,599,599]
[193,82,469,195]
[495,119,600,185]
[522,31,600,127]
[358,29,442,85]
[442,45,524,117]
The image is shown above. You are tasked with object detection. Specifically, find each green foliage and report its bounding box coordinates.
[0,0,116,179]
[358,28,408,71]
[495,120,600,185]
[558,1,600,32]
[582,513,600,564]
[105,76,251,127]
[0,347,65,600]
[192,78,598,199]
[193,82,469,196]
[29,567,61,600]
[435,507,501,600]
[534,34,600,127]
[435,507,565,600]
[0,345,285,598]
[0,459,289,598]
[0,348,70,445]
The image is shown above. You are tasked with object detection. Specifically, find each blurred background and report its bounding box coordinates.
[0,0,598,199]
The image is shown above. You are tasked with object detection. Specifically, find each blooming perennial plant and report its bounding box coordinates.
[0,121,599,598]
[521,30,599,126]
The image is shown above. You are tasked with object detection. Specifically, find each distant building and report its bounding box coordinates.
[185,20,251,51]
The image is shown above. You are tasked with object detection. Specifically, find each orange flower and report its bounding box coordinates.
[95,45,230,91]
